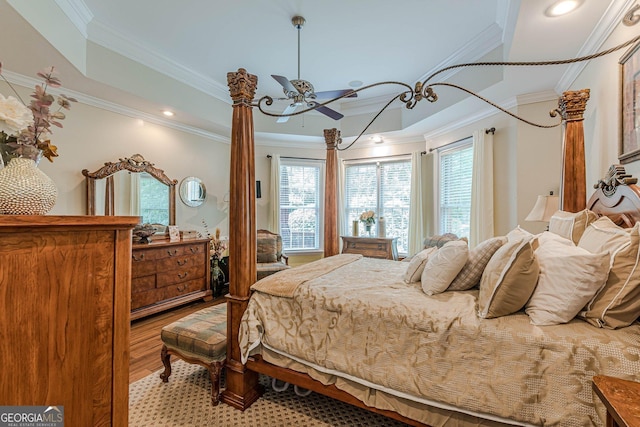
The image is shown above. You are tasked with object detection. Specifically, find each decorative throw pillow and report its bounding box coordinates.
[257,234,278,263]
[549,209,598,244]
[536,230,574,247]
[423,233,467,249]
[577,217,640,329]
[525,238,609,326]
[506,225,534,242]
[421,240,469,295]
[403,247,438,283]
[477,236,539,319]
[447,236,507,291]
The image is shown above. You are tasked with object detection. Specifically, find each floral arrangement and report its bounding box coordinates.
[359,210,376,225]
[202,220,228,261]
[0,62,76,162]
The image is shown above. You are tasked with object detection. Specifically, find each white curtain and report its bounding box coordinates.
[268,154,281,233]
[469,129,494,248]
[408,151,424,256]
[337,159,346,251]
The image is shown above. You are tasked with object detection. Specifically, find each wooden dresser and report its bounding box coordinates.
[131,238,212,320]
[0,215,138,427]
[341,236,399,260]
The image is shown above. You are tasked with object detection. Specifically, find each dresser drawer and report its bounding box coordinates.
[132,274,156,293]
[131,287,164,310]
[341,236,398,260]
[157,265,205,287]
[157,253,204,272]
[131,259,157,278]
[164,278,207,301]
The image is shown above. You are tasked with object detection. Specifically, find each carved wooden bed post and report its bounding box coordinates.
[324,128,341,257]
[220,68,263,409]
[558,89,590,212]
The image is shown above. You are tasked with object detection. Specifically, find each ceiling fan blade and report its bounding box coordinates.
[277,103,299,123]
[308,102,344,121]
[314,89,357,99]
[272,75,298,94]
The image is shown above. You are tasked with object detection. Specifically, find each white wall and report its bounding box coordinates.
[4,82,234,237]
[570,23,640,186]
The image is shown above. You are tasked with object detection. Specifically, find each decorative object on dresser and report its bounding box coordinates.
[0,63,77,215]
[131,238,212,320]
[341,235,398,260]
[82,154,177,225]
[133,223,156,244]
[0,215,138,426]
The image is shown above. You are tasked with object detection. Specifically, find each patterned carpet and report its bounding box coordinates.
[129,359,410,426]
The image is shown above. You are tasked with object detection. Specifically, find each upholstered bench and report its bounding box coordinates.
[160,303,227,406]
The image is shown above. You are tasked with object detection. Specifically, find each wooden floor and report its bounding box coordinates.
[129,297,224,383]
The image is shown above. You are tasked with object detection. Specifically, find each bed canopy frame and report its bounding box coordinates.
[219,67,604,425]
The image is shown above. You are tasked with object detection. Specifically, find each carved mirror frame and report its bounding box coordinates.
[81,153,177,225]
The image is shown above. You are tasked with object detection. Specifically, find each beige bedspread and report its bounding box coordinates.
[251,253,362,297]
[239,257,640,426]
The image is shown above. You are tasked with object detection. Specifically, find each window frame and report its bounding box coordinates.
[343,155,412,256]
[278,158,325,254]
[435,137,473,239]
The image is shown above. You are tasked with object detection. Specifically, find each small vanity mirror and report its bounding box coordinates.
[82,154,177,225]
[179,176,206,207]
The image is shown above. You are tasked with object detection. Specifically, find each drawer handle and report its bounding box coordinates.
[177,259,188,266]
[378,244,383,249]
[189,247,199,254]
[177,284,186,292]
[132,253,145,261]
[177,272,188,279]
[167,249,179,257]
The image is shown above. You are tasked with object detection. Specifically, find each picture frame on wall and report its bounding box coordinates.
[619,40,640,164]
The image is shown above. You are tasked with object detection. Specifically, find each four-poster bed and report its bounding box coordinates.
[220,68,640,426]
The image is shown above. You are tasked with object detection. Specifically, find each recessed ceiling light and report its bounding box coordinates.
[162,110,174,117]
[544,0,583,17]
[349,80,363,88]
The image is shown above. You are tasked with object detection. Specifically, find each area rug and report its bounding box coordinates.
[129,360,409,426]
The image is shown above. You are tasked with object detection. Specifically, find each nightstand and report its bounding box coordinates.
[341,236,398,260]
[592,375,640,426]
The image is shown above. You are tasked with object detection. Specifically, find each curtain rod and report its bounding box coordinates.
[342,152,413,162]
[267,155,324,161]
[428,127,495,152]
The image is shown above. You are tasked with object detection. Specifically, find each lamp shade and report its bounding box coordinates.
[525,195,560,222]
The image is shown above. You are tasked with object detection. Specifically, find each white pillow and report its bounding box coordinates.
[536,230,574,248]
[506,225,534,242]
[525,239,610,326]
[403,247,437,283]
[548,209,598,245]
[421,240,468,295]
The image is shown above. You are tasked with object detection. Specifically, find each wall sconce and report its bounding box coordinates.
[525,191,560,224]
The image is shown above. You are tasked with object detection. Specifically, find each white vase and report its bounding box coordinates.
[0,157,57,214]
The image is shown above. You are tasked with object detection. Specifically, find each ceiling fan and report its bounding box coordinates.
[271,16,357,123]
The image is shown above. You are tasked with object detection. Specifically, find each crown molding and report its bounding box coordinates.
[54,0,93,38]
[515,90,559,105]
[2,70,231,144]
[87,20,231,103]
[415,23,504,84]
[555,0,635,92]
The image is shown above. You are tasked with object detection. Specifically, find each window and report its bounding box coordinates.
[279,159,324,252]
[438,139,473,240]
[344,158,412,254]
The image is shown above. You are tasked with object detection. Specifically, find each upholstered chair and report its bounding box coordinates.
[256,229,290,280]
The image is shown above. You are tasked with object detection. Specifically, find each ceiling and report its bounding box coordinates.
[0,0,632,147]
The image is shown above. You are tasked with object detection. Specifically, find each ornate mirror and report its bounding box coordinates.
[82,154,177,225]
[179,176,206,207]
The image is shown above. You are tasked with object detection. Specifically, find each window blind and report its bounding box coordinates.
[279,160,323,251]
[439,141,473,239]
